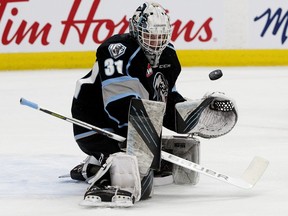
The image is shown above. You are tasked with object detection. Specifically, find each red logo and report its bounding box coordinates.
[0,0,51,45]
[0,0,213,46]
[146,63,153,77]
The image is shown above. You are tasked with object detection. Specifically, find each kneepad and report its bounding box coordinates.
[162,135,200,185]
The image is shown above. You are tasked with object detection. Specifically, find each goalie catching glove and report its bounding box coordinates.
[175,92,238,138]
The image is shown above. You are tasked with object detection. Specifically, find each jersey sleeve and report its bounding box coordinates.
[163,89,186,131]
[96,43,149,131]
[161,45,186,131]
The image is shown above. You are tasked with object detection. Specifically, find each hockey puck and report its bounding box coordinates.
[209,69,223,81]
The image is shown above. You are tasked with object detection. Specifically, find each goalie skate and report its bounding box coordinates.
[70,155,102,181]
[80,152,141,208]
[80,183,135,208]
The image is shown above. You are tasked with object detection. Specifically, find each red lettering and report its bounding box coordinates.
[198,18,213,42]
[0,0,51,45]
[0,0,214,47]
[61,0,98,44]
[0,0,28,21]
[92,16,128,43]
[61,0,129,45]
[171,17,213,42]
[62,0,212,45]
[1,7,51,45]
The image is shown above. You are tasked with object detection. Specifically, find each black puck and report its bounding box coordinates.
[209,69,223,80]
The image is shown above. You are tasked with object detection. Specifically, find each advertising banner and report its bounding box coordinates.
[0,0,287,69]
[250,1,288,49]
[0,0,227,52]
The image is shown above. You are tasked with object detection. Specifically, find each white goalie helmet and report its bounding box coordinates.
[129,2,172,67]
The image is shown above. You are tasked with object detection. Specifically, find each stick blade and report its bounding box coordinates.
[241,156,269,188]
[161,151,269,189]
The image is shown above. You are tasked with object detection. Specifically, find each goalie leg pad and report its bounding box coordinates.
[83,152,141,207]
[126,99,165,177]
[109,152,142,202]
[162,135,200,185]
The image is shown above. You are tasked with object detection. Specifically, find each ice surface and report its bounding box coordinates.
[0,67,287,216]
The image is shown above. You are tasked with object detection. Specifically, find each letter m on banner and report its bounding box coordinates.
[254,8,288,44]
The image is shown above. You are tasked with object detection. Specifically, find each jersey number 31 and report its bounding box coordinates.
[104,58,124,76]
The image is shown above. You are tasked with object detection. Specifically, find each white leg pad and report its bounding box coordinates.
[109,152,142,202]
[162,135,200,185]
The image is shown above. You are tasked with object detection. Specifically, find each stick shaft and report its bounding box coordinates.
[20,98,126,142]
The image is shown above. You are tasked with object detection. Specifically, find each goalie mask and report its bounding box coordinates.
[129,2,172,67]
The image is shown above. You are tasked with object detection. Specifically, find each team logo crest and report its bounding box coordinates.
[108,43,126,59]
[153,72,168,102]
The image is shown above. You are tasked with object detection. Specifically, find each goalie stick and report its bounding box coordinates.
[20,97,269,189]
[19,98,125,142]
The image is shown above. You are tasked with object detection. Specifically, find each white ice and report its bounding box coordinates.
[0,66,287,216]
